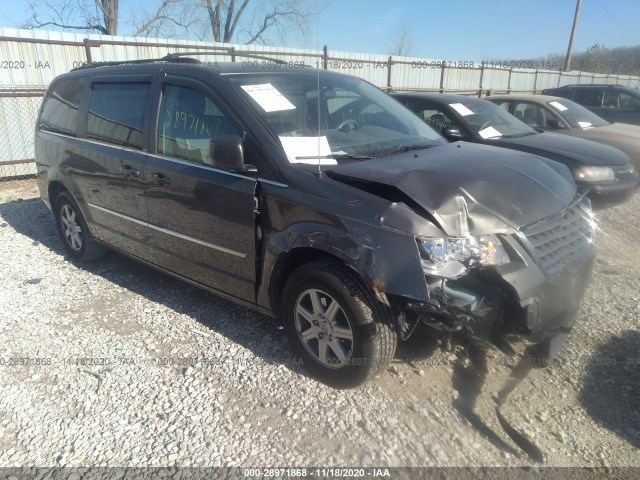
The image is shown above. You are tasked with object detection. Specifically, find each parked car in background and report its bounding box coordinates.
[392,92,639,199]
[487,94,640,170]
[541,84,640,125]
[36,56,596,389]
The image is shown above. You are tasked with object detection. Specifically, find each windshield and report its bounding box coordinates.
[546,99,609,129]
[448,98,536,139]
[225,72,445,164]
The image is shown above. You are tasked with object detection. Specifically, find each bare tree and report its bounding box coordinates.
[388,20,414,57]
[23,0,118,35]
[131,0,324,45]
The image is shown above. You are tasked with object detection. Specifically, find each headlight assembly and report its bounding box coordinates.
[574,166,615,182]
[416,234,510,278]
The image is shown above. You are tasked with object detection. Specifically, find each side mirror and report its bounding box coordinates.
[442,126,464,141]
[210,135,244,171]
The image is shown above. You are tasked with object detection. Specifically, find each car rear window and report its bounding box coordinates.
[39,77,85,136]
[87,82,150,149]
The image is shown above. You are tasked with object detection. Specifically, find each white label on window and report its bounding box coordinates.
[449,103,474,116]
[478,126,503,139]
[240,83,296,112]
[549,101,568,111]
[578,121,594,129]
[279,136,336,164]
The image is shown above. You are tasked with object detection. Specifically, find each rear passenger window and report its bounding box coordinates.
[87,83,150,149]
[157,84,239,164]
[39,78,85,136]
[572,88,602,107]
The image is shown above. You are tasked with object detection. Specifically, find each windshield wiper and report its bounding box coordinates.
[295,153,374,160]
[502,132,537,138]
[375,143,434,156]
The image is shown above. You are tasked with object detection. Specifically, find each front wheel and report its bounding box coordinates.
[54,191,107,261]
[282,260,397,388]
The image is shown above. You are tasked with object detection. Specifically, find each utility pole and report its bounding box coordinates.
[564,0,582,71]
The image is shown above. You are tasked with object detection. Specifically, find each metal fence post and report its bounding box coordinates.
[323,46,328,69]
[83,38,93,63]
[439,61,446,93]
[533,69,539,93]
[478,62,484,97]
[507,68,512,94]
[230,47,236,62]
[387,56,393,92]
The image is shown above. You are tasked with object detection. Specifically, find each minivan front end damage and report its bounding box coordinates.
[393,195,596,360]
[384,195,596,462]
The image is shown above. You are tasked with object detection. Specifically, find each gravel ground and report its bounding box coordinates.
[0,179,639,469]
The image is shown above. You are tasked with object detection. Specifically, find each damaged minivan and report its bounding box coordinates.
[35,55,596,389]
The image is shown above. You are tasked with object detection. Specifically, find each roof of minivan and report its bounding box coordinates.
[551,84,638,90]
[487,94,564,102]
[391,92,482,103]
[69,60,319,76]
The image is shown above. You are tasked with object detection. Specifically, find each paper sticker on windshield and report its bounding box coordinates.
[241,83,296,112]
[449,103,474,116]
[549,101,568,111]
[478,126,503,139]
[279,136,336,164]
[578,121,594,130]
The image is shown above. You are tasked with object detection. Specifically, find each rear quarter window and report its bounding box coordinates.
[39,77,85,136]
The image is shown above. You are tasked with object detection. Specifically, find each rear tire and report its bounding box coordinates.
[282,260,397,388]
[54,191,107,262]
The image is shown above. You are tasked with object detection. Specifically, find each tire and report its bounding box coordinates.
[54,191,107,262]
[282,260,397,388]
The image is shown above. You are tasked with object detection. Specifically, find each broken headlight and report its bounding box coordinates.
[416,234,510,278]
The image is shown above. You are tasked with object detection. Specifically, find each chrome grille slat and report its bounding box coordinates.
[522,201,594,276]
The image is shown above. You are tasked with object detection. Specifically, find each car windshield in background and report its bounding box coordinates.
[451,98,537,139]
[546,99,610,129]
[225,73,444,164]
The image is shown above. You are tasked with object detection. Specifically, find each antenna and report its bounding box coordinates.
[316,7,322,175]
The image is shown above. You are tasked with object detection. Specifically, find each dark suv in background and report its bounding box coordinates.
[542,84,640,125]
[35,54,596,389]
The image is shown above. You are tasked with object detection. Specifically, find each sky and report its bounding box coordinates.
[3,0,640,61]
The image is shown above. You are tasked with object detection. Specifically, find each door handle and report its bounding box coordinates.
[120,165,140,177]
[147,172,171,186]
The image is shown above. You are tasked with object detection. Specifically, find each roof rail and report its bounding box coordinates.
[162,51,289,65]
[70,51,295,71]
[71,56,200,71]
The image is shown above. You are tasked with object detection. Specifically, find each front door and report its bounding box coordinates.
[144,76,257,301]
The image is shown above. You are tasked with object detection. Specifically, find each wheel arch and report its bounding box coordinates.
[48,180,68,207]
[267,246,373,318]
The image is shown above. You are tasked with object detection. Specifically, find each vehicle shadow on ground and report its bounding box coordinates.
[396,332,523,458]
[0,197,310,380]
[580,330,640,449]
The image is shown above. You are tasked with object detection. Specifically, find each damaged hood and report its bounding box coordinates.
[328,142,576,235]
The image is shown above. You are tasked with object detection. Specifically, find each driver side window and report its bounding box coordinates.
[158,84,239,164]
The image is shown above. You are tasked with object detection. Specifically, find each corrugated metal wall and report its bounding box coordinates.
[1,27,639,176]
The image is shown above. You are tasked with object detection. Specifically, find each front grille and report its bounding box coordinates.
[521,200,594,276]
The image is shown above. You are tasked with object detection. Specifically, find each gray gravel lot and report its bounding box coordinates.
[0,179,639,468]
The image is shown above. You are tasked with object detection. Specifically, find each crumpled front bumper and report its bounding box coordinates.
[406,232,596,361]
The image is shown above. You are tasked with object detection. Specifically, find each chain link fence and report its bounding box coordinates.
[0,90,44,181]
